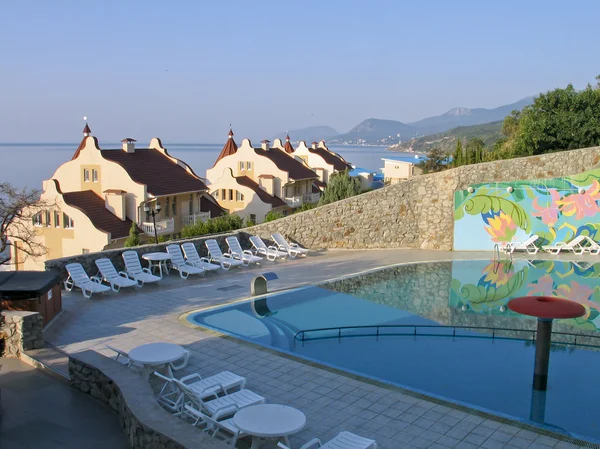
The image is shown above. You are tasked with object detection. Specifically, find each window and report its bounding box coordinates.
[82,249,89,254]
[83,169,90,182]
[63,213,74,229]
[53,211,60,227]
[32,213,42,226]
[92,169,98,182]
[236,191,244,201]
[172,197,177,216]
[213,190,219,199]
[239,161,245,171]
[165,197,170,217]
[221,189,226,200]
[228,189,233,201]
[246,161,252,170]
[249,214,256,223]
[45,211,51,227]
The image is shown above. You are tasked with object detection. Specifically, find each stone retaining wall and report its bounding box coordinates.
[246,146,600,251]
[0,311,44,357]
[69,351,227,449]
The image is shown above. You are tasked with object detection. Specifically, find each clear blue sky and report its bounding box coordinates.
[1,0,598,143]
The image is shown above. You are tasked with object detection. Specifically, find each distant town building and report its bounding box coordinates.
[206,131,322,223]
[15,124,223,270]
[381,157,422,184]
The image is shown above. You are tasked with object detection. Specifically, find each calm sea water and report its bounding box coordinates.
[0,143,420,189]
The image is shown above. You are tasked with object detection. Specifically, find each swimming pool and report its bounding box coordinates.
[187,259,600,441]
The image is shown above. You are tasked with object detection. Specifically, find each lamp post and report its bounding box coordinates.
[143,201,162,244]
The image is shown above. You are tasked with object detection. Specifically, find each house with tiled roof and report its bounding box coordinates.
[291,140,352,185]
[206,130,320,223]
[16,124,224,270]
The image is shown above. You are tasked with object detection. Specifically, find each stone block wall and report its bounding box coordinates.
[0,311,44,357]
[69,351,227,449]
[246,146,600,251]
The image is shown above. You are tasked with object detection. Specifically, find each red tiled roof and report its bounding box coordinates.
[200,195,226,217]
[283,138,294,154]
[101,148,208,196]
[235,176,286,207]
[72,135,100,160]
[62,190,134,239]
[83,124,91,134]
[213,131,238,166]
[253,147,318,181]
[309,147,352,171]
[258,174,274,179]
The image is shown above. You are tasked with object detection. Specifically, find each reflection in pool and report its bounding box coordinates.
[188,260,600,442]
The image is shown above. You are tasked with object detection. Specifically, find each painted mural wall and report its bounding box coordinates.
[454,168,600,251]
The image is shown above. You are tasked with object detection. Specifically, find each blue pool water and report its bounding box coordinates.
[188,260,600,441]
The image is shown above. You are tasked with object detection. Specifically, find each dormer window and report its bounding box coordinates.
[92,169,98,182]
[239,161,245,171]
[32,213,43,227]
[246,162,252,170]
[83,169,90,182]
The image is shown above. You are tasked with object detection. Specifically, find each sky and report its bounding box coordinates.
[1,0,599,143]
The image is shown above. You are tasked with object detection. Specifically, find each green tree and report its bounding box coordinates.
[453,139,463,167]
[419,147,450,173]
[244,216,256,227]
[317,170,362,206]
[264,211,283,222]
[124,222,141,247]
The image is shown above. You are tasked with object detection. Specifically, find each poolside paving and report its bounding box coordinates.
[43,248,594,449]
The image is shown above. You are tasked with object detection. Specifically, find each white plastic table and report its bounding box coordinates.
[142,252,172,278]
[128,342,186,379]
[233,404,306,449]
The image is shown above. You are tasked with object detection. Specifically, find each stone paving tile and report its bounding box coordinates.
[45,249,592,449]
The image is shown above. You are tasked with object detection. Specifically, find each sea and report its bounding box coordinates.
[0,142,423,190]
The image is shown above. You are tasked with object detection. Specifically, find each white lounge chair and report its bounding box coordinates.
[225,236,263,266]
[176,377,265,420]
[181,242,222,272]
[249,235,288,261]
[499,235,539,254]
[95,258,139,291]
[542,235,589,255]
[106,345,143,371]
[205,239,245,270]
[278,431,377,449]
[272,232,309,258]
[170,349,190,371]
[582,236,600,255]
[165,244,204,279]
[184,404,247,446]
[64,263,111,298]
[122,251,162,286]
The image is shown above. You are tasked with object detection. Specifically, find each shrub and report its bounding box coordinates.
[124,222,141,247]
[264,211,283,222]
[180,213,244,238]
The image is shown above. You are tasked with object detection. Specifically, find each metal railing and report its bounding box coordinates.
[182,212,211,226]
[284,196,303,208]
[141,218,174,235]
[302,193,321,204]
[293,324,600,348]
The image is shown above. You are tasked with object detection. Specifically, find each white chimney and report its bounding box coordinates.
[104,190,127,221]
[121,138,136,153]
[261,140,271,151]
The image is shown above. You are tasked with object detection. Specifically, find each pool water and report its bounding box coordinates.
[188,259,600,441]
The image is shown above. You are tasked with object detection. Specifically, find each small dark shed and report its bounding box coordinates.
[0,271,62,325]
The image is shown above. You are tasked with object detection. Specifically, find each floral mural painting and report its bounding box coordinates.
[454,169,600,251]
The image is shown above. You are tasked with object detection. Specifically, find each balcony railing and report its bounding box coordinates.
[303,193,320,204]
[141,218,174,236]
[284,196,303,208]
[182,212,211,226]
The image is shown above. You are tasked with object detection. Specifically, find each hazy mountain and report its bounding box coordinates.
[327,119,418,145]
[271,126,338,143]
[389,121,504,153]
[327,97,534,145]
[407,97,534,135]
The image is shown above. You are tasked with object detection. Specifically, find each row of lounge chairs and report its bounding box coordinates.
[499,234,600,255]
[64,233,309,298]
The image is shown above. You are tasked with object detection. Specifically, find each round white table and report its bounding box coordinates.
[233,404,306,449]
[128,342,186,379]
[142,252,172,278]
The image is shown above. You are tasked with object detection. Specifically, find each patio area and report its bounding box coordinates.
[41,248,594,449]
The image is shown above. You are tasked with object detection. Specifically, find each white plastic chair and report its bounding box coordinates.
[106,345,143,371]
[184,404,247,446]
[249,235,288,261]
[542,235,589,255]
[64,263,111,298]
[225,236,263,266]
[499,235,539,255]
[122,251,162,286]
[272,232,309,258]
[95,258,139,291]
[169,349,190,371]
[277,431,377,449]
[181,242,222,272]
[205,239,245,270]
[165,245,204,279]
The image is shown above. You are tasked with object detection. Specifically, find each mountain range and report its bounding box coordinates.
[271,126,338,144]
[274,97,534,145]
